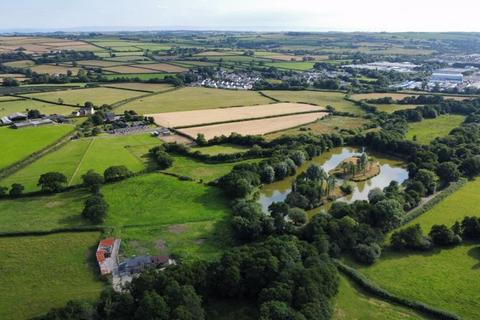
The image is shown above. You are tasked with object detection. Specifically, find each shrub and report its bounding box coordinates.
[353,243,382,265]
[391,224,432,251]
[429,224,462,246]
[37,172,68,193]
[9,183,24,197]
[104,165,133,182]
[82,194,108,223]
[81,170,104,193]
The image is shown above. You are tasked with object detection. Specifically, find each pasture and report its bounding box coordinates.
[101,82,173,93]
[262,90,364,115]
[0,190,89,233]
[102,73,168,81]
[30,64,81,75]
[352,178,480,319]
[102,173,230,227]
[0,98,77,117]
[24,87,145,106]
[147,103,322,128]
[0,232,104,320]
[103,65,159,74]
[122,87,273,114]
[2,59,35,68]
[0,125,74,171]
[178,112,328,139]
[351,92,470,102]
[265,116,371,140]
[133,63,188,73]
[165,155,259,182]
[406,114,465,144]
[116,219,232,262]
[264,61,316,71]
[192,144,248,156]
[333,276,421,320]
[373,104,419,113]
[0,134,159,192]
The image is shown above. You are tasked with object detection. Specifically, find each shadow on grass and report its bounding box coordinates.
[467,246,480,270]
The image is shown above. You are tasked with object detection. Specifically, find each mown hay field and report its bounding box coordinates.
[264,61,316,71]
[0,98,77,117]
[24,87,145,106]
[122,87,274,114]
[148,103,323,128]
[2,59,35,68]
[262,90,364,115]
[103,65,159,74]
[406,114,465,144]
[0,134,159,192]
[0,125,74,170]
[0,232,104,320]
[178,112,328,139]
[351,92,470,102]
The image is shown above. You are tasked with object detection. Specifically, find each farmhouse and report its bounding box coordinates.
[72,106,95,117]
[11,119,54,129]
[96,238,121,276]
[8,112,28,122]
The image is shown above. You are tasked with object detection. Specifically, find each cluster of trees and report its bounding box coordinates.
[0,183,24,197]
[39,236,339,320]
[391,216,480,251]
[148,146,174,170]
[365,95,444,106]
[286,164,336,210]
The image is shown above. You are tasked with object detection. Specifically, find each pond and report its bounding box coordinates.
[257,147,409,213]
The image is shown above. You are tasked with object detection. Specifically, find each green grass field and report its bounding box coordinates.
[24,87,145,106]
[102,73,169,80]
[406,115,465,144]
[101,82,173,93]
[261,90,364,115]
[352,178,480,319]
[0,232,104,320]
[0,190,89,233]
[0,125,74,171]
[103,173,229,227]
[0,134,159,191]
[0,98,78,117]
[374,104,419,113]
[116,219,232,262]
[121,87,274,114]
[192,144,248,156]
[264,61,316,71]
[265,116,370,140]
[333,276,422,320]
[164,155,258,182]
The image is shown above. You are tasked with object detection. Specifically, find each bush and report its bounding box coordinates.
[429,224,462,246]
[81,170,104,193]
[9,183,24,197]
[104,165,132,182]
[82,194,108,223]
[353,243,382,265]
[37,172,68,193]
[391,224,432,251]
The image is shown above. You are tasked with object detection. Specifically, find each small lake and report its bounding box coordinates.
[257,147,409,213]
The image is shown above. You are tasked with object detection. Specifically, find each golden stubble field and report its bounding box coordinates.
[178,112,329,139]
[147,102,324,128]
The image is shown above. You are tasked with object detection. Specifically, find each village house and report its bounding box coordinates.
[96,238,121,276]
[72,106,95,117]
[118,255,174,275]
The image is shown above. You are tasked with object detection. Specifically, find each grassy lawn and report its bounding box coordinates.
[0,125,74,170]
[102,173,230,227]
[24,87,145,106]
[121,87,274,114]
[352,178,480,319]
[0,98,77,117]
[165,155,259,182]
[333,276,422,320]
[0,190,89,233]
[265,116,370,140]
[262,90,364,115]
[0,232,104,320]
[192,144,248,156]
[0,134,159,192]
[406,115,465,144]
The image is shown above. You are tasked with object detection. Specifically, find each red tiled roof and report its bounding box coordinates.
[99,238,114,247]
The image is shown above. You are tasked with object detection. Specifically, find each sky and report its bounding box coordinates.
[1,0,480,32]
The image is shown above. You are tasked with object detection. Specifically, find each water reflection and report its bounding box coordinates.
[257,147,408,213]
